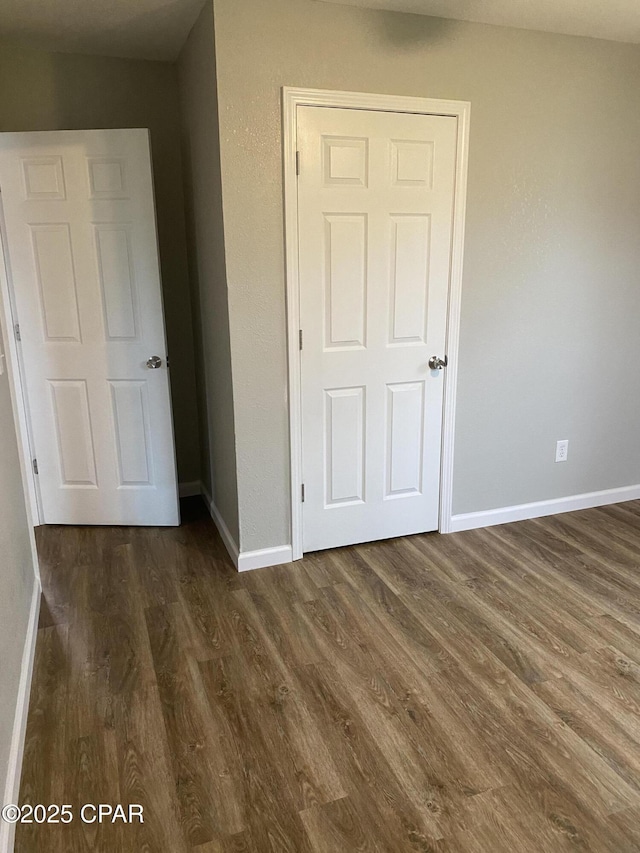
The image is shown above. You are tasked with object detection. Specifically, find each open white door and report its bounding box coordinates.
[297,106,458,552]
[0,129,179,526]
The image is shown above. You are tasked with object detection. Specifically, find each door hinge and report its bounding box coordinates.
[32,458,38,475]
[301,483,305,502]
[299,329,303,351]
[14,323,20,341]
[296,151,301,176]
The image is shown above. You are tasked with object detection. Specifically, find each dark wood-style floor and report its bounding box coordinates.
[15,497,640,852]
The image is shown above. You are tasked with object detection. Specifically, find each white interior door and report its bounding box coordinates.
[298,106,457,552]
[0,129,179,526]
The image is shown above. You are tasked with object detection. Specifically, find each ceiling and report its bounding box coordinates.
[0,0,205,62]
[321,0,640,45]
[2,0,639,64]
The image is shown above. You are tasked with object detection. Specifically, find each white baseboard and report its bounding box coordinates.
[237,545,294,573]
[178,480,201,498]
[448,484,640,533]
[199,483,293,572]
[1,579,41,853]
[200,483,240,567]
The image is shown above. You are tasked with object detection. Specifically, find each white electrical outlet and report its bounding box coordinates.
[555,439,569,463]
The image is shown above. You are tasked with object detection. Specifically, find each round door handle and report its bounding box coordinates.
[428,355,448,370]
[146,356,162,369]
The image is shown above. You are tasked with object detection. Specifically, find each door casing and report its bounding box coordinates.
[282,87,471,560]
[0,206,40,525]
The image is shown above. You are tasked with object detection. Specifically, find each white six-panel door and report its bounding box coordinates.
[0,129,179,526]
[298,106,457,552]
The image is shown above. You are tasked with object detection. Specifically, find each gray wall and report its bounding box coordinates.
[0,326,37,802]
[0,39,200,484]
[212,0,640,549]
[178,4,239,544]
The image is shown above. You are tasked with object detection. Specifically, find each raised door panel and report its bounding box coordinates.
[322,136,368,186]
[389,215,431,345]
[22,156,66,200]
[385,382,425,498]
[391,140,434,188]
[109,380,153,486]
[49,380,97,486]
[324,214,367,349]
[87,158,129,199]
[94,224,139,340]
[30,224,81,342]
[324,386,365,506]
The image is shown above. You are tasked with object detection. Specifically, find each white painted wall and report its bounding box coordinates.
[210,0,640,549]
[177,3,239,545]
[0,324,37,823]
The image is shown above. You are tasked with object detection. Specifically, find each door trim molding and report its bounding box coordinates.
[282,87,471,558]
[0,201,42,529]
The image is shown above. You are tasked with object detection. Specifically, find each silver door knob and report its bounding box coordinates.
[146,356,162,369]
[428,355,448,370]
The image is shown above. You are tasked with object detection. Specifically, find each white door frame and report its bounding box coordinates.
[0,212,41,526]
[283,87,471,560]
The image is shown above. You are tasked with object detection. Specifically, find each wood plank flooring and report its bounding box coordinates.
[14,497,640,852]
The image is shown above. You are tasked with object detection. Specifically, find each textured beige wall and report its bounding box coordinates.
[213,0,640,549]
[178,4,239,543]
[0,40,200,484]
[0,325,36,799]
